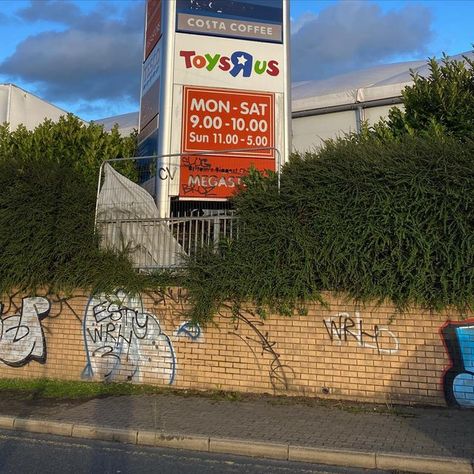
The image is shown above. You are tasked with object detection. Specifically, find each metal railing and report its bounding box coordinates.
[97,214,238,271]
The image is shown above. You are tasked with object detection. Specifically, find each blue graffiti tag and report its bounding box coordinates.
[177,322,201,340]
[441,320,474,408]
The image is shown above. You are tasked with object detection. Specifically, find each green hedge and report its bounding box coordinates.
[0,115,138,185]
[0,116,150,296]
[0,159,145,295]
[185,134,474,323]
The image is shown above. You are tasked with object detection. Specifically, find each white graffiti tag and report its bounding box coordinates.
[82,291,176,383]
[324,311,399,355]
[0,297,50,367]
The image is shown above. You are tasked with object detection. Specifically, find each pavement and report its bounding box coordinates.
[0,391,472,474]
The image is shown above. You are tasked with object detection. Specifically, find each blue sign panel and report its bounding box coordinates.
[176,0,283,43]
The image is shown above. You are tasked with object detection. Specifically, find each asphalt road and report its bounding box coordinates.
[0,429,390,474]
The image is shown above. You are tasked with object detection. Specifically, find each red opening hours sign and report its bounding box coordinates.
[180,86,275,199]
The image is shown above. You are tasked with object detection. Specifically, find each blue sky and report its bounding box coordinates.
[0,0,472,121]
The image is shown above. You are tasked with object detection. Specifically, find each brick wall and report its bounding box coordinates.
[0,289,473,408]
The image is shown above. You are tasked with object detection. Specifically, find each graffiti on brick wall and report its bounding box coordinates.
[0,297,50,367]
[82,291,177,383]
[82,290,202,384]
[222,307,294,390]
[158,287,189,305]
[324,312,399,355]
[177,321,201,340]
[441,319,474,408]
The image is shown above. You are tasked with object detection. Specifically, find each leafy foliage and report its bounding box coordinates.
[0,115,151,296]
[185,135,474,323]
[363,53,474,141]
[0,114,138,184]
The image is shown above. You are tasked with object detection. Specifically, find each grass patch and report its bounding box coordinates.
[0,378,166,400]
[0,378,423,416]
[0,378,245,402]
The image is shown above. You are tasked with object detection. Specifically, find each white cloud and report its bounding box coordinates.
[291,1,433,81]
[0,0,435,117]
[0,0,144,108]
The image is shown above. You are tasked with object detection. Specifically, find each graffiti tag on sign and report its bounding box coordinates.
[324,312,399,355]
[179,86,275,199]
[0,297,50,367]
[441,319,474,408]
[180,155,271,198]
[82,291,176,384]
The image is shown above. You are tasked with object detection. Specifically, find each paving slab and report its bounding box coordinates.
[0,392,473,472]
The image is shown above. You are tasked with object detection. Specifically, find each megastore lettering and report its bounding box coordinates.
[187,175,241,188]
[179,50,279,77]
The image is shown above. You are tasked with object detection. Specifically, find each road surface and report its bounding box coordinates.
[0,429,390,473]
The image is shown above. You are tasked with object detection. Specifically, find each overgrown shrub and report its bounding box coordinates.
[361,53,474,141]
[185,134,474,323]
[0,114,138,184]
[0,115,150,296]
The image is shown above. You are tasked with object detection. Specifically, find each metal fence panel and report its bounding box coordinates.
[97,215,237,270]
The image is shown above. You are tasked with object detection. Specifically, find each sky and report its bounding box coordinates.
[0,0,472,121]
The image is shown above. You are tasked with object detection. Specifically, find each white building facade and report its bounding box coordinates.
[0,83,69,130]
